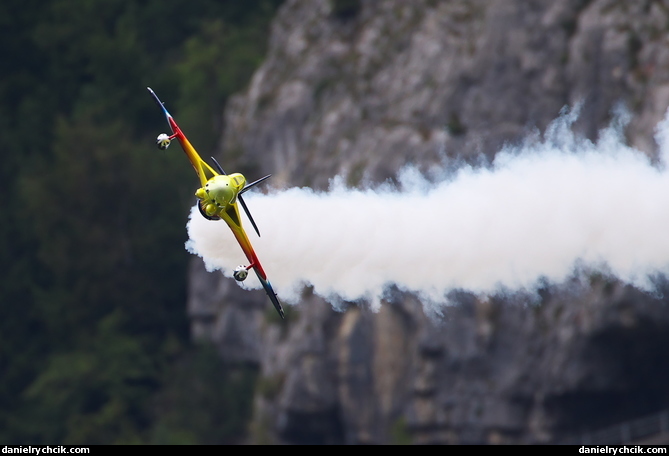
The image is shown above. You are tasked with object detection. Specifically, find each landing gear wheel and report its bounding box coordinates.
[156,133,171,150]
[233,265,249,281]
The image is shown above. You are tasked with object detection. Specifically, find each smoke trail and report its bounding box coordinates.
[185,106,669,311]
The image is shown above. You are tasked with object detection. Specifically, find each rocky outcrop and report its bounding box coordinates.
[188,0,669,444]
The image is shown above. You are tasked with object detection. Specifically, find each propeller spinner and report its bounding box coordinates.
[204,155,271,237]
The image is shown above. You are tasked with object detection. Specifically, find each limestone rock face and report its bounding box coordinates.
[187,0,669,444]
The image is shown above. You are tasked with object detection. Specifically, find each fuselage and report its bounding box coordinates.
[195,173,247,217]
[194,174,268,280]
[148,86,283,318]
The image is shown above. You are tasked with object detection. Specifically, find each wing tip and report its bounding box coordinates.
[276,302,285,319]
[260,276,285,320]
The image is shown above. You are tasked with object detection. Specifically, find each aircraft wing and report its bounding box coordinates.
[149,87,284,319]
[224,205,284,319]
[147,86,172,122]
[254,270,285,319]
[147,87,218,186]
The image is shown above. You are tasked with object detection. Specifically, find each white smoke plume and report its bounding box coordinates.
[185,106,669,312]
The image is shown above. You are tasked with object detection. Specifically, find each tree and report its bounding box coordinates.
[1,0,284,444]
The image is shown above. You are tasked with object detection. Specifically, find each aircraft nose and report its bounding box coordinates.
[206,178,235,206]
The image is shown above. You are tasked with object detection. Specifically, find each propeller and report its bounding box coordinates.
[209,156,271,237]
[238,173,272,237]
[238,194,261,237]
[210,156,226,175]
[240,174,272,194]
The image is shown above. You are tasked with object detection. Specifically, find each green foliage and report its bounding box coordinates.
[150,343,259,445]
[389,417,412,445]
[256,373,285,401]
[175,1,283,154]
[0,0,283,444]
[19,311,160,444]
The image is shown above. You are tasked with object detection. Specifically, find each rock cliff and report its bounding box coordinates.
[188,0,669,444]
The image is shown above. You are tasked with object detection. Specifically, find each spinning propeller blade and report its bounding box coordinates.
[240,174,271,194]
[210,156,226,175]
[238,195,261,237]
[238,174,271,236]
[208,153,268,236]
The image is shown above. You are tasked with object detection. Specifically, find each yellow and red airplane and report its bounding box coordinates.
[148,87,284,319]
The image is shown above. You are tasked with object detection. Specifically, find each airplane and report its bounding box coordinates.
[147,87,285,319]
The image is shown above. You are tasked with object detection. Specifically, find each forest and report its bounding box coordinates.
[0,0,283,444]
